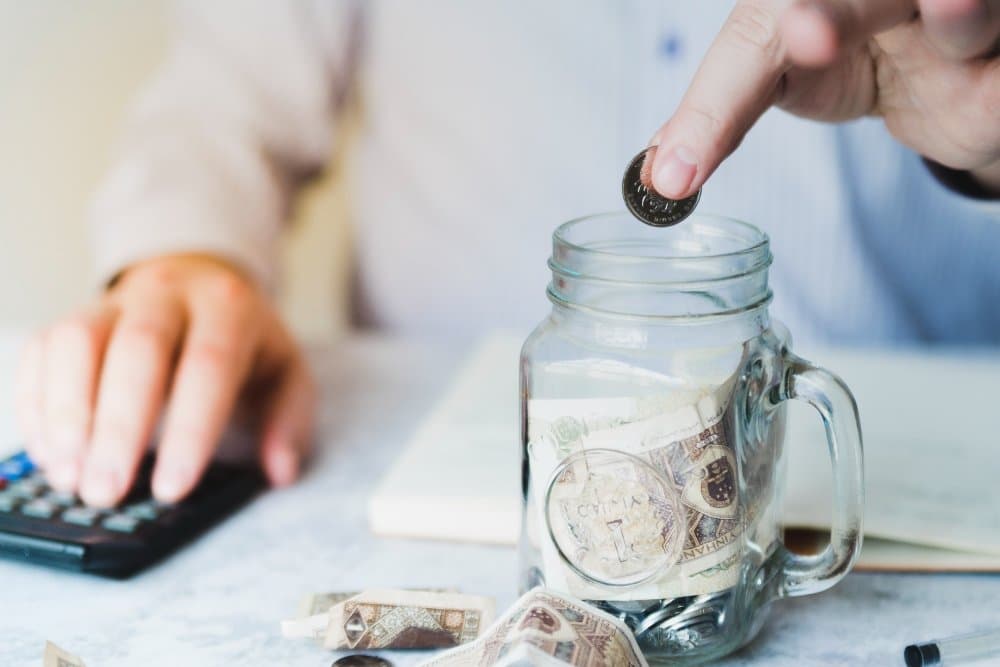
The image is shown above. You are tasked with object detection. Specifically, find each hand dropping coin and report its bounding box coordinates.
[622,146,701,227]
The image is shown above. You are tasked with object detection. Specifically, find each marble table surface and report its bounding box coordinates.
[2,335,999,667]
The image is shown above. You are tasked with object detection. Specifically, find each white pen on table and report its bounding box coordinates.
[905,627,1000,666]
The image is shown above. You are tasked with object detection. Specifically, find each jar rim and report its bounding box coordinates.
[553,211,770,262]
[548,211,773,321]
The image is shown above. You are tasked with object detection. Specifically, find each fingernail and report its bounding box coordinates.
[653,145,698,198]
[269,446,299,487]
[80,463,121,508]
[152,463,189,502]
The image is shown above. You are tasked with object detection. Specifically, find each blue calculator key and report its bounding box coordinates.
[102,514,140,533]
[21,499,55,519]
[0,451,35,480]
[61,506,102,526]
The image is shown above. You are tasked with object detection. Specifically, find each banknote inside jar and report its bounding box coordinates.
[527,363,750,602]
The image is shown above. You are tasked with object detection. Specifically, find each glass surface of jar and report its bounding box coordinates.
[519,212,864,665]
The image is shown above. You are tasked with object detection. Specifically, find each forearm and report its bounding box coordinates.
[92,0,360,291]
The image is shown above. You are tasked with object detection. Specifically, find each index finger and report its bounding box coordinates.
[650,1,791,199]
[649,0,914,199]
[151,277,259,502]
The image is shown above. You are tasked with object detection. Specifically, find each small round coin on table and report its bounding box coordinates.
[332,655,394,667]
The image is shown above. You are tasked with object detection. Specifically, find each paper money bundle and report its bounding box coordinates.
[43,641,87,667]
[282,588,495,650]
[523,370,767,602]
[418,588,648,667]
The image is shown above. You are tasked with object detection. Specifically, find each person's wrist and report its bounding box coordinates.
[922,157,1000,201]
[968,160,1000,198]
[111,253,252,292]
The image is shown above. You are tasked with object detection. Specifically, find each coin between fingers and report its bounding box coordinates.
[623,146,701,227]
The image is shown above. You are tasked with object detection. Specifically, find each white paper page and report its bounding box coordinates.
[367,334,522,544]
[858,537,1000,572]
[783,348,1000,556]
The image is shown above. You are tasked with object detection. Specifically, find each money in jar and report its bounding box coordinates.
[520,211,864,663]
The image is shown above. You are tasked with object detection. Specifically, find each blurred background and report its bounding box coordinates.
[0,0,348,340]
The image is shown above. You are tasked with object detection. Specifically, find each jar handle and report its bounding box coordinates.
[771,352,864,597]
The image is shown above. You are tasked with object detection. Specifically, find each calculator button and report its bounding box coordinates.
[124,501,159,521]
[0,493,20,512]
[102,513,140,533]
[61,506,102,526]
[8,478,45,499]
[21,499,56,519]
[0,452,36,480]
[44,490,77,506]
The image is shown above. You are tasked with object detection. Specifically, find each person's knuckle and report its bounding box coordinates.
[727,1,783,59]
[48,317,100,357]
[117,318,173,360]
[685,104,740,156]
[186,339,236,376]
[208,271,253,304]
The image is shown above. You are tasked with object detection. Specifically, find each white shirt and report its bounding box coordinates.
[92,0,1000,345]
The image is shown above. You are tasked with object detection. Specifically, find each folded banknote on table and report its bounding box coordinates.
[282,588,494,650]
[281,586,646,666]
[43,641,86,667]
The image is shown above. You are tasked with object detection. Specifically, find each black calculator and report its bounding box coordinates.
[0,450,265,578]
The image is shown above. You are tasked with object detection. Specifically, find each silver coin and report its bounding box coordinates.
[332,656,394,667]
[622,146,701,227]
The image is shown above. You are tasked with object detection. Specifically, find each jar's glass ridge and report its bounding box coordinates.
[547,212,773,321]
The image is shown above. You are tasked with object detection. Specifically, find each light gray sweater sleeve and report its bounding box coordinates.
[90,0,359,292]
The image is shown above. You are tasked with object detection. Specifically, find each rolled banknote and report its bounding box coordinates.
[43,641,87,667]
[298,590,364,618]
[418,588,648,667]
[286,590,392,641]
[322,589,495,650]
[283,588,459,641]
[282,611,332,641]
[298,588,457,618]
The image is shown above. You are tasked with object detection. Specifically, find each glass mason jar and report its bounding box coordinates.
[519,212,864,665]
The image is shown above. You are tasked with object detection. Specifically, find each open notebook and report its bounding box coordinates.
[369,334,1000,572]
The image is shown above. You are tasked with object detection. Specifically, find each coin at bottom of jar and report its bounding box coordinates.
[622,146,701,227]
